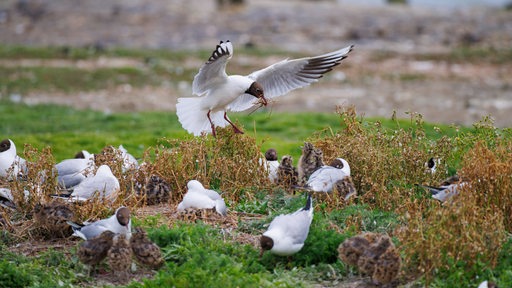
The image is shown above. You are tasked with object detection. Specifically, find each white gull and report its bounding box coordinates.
[260,194,313,256]
[176,41,353,136]
[177,180,227,216]
[118,145,139,172]
[417,182,468,202]
[306,158,351,193]
[259,148,279,183]
[67,206,131,240]
[55,150,95,189]
[0,139,28,179]
[64,165,120,202]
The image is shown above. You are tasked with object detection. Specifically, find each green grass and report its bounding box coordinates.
[0,100,471,162]
[0,65,196,95]
[0,247,87,287]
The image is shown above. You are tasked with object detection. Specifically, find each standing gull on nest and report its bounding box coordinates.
[176,41,353,136]
[118,145,139,172]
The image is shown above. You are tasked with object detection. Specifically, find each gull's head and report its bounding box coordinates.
[187,180,204,191]
[245,82,267,106]
[0,139,12,153]
[97,165,113,175]
[265,148,278,161]
[330,158,351,175]
[116,206,131,226]
[260,235,274,257]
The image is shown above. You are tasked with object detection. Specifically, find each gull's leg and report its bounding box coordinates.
[207,110,217,137]
[223,112,244,134]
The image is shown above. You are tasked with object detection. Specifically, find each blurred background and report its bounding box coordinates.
[0,0,511,127]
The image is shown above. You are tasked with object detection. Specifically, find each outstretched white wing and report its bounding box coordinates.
[192,41,234,96]
[229,45,353,112]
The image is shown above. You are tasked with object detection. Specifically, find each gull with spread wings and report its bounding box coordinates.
[176,41,353,136]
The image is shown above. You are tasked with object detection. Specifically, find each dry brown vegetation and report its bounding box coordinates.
[1,126,272,241]
[312,107,511,282]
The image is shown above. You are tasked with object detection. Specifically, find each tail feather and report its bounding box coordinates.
[292,185,311,191]
[415,184,442,195]
[66,220,83,229]
[176,97,226,136]
[215,199,228,216]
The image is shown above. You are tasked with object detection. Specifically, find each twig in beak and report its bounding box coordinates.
[248,98,272,115]
[248,104,263,115]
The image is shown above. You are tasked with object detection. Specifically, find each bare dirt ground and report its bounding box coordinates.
[0,0,511,127]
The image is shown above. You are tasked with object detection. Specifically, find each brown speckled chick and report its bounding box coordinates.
[372,244,401,286]
[108,233,132,282]
[298,143,324,184]
[130,227,164,270]
[277,155,299,187]
[339,233,401,286]
[137,175,171,205]
[33,202,74,238]
[357,234,393,276]
[338,235,371,266]
[78,230,115,275]
[333,176,358,201]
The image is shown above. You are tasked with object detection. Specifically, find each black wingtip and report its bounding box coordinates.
[66,220,83,230]
[416,184,442,195]
[207,41,232,64]
[304,194,312,211]
[291,185,310,191]
[50,193,70,198]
